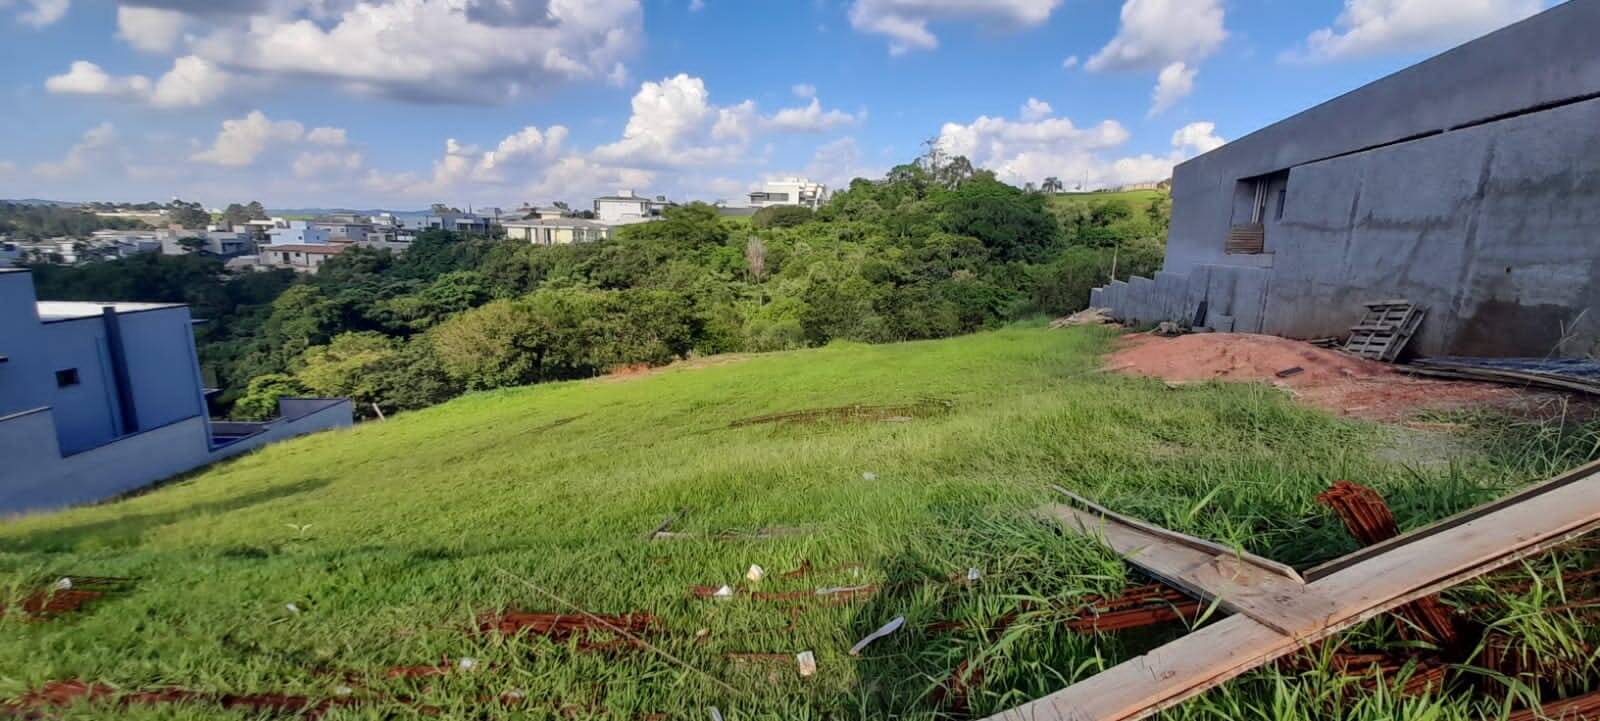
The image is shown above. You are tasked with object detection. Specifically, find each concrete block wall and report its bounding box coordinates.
[1091,264,1272,333]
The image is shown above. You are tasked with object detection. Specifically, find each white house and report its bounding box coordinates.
[260,243,345,273]
[0,241,20,268]
[0,268,352,513]
[268,221,332,246]
[502,218,612,246]
[749,177,828,210]
[594,190,673,225]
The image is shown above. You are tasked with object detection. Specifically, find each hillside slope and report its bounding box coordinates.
[0,327,1588,720]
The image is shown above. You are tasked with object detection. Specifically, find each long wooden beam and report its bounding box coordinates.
[988,459,1600,721]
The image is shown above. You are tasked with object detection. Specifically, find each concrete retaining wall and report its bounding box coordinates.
[0,398,353,516]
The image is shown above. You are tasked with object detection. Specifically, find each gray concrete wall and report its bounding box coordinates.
[1089,1,1600,356]
[0,398,353,516]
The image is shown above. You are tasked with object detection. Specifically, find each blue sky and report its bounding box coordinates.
[0,0,1554,209]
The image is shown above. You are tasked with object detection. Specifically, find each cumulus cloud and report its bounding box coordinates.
[33,122,117,179]
[117,5,186,52]
[45,56,227,108]
[192,110,307,167]
[848,0,1063,54]
[1292,0,1541,61]
[306,127,348,146]
[792,83,816,99]
[1086,0,1226,72]
[593,74,857,168]
[293,150,363,178]
[3,0,69,28]
[936,104,1225,189]
[1149,61,1196,116]
[177,0,641,103]
[1020,97,1052,122]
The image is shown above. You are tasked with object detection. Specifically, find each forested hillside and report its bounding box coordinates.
[29,161,1170,419]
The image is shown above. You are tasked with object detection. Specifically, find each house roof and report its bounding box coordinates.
[503,218,611,229]
[267,244,345,254]
[36,300,186,322]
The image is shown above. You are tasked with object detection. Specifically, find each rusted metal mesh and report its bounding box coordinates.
[477,610,658,652]
[1505,689,1600,721]
[1316,481,1464,648]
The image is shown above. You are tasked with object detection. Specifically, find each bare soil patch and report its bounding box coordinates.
[1104,333,1556,422]
[602,354,756,383]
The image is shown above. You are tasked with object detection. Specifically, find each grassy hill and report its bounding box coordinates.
[0,326,1592,719]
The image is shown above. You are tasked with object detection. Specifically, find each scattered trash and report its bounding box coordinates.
[1152,321,1186,337]
[1050,307,1115,328]
[966,568,981,583]
[695,627,711,640]
[285,603,301,615]
[332,686,353,698]
[1275,366,1304,379]
[862,472,878,481]
[714,585,736,599]
[796,651,817,678]
[781,560,864,579]
[53,577,72,591]
[710,706,725,721]
[1407,357,1600,395]
[848,616,905,656]
[745,565,765,583]
[457,657,479,671]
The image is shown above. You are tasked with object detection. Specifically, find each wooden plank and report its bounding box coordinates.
[1042,505,1337,636]
[987,463,1600,721]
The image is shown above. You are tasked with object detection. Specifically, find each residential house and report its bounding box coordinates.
[502,218,612,245]
[0,241,19,268]
[594,190,672,225]
[309,214,376,242]
[0,268,352,513]
[748,177,828,210]
[260,243,345,273]
[268,220,332,246]
[421,210,491,234]
[1090,0,1600,358]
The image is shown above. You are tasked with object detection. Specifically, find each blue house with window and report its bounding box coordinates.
[0,268,353,514]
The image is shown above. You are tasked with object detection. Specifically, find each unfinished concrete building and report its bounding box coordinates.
[1092,0,1600,358]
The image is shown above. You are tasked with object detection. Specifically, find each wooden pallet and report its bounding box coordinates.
[1225,223,1265,254]
[1344,300,1423,362]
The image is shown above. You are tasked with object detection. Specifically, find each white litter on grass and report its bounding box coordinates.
[848,616,905,656]
[967,567,981,583]
[458,657,479,671]
[862,472,878,481]
[332,686,353,697]
[503,689,526,701]
[796,651,817,677]
[816,584,872,596]
[53,577,72,591]
[746,564,765,583]
[713,585,735,599]
[285,603,301,614]
[710,707,725,721]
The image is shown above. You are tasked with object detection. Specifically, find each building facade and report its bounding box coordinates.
[1091,0,1600,358]
[268,220,332,246]
[261,243,345,273]
[748,177,828,210]
[0,268,351,513]
[594,190,672,225]
[502,218,612,245]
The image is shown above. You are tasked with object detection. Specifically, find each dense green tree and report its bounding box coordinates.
[751,205,814,229]
[231,373,307,421]
[937,177,1061,262]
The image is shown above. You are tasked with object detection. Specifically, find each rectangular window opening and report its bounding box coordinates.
[55,368,80,387]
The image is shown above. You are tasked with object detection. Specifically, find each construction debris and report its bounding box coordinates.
[1050,307,1116,328]
[987,459,1600,721]
[1344,300,1425,362]
[1407,356,1600,396]
[796,651,817,678]
[745,565,765,583]
[0,576,136,621]
[848,616,905,656]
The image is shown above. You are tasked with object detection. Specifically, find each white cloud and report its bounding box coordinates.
[192,110,306,167]
[1086,0,1226,72]
[1293,0,1542,61]
[1061,55,1080,69]
[848,0,1063,54]
[149,55,228,107]
[306,127,348,146]
[1149,61,1196,116]
[292,150,363,178]
[1172,121,1225,154]
[3,0,69,28]
[33,123,116,179]
[792,83,817,99]
[1020,97,1052,122]
[765,98,858,133]
[594,74,857,168]
[45,56,227,108]
[182,0,642,104]
[45,61,152,101]
[117,5,185,53]
[937,105,1224,189]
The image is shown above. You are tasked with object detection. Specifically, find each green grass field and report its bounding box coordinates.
[1,326,1594,720]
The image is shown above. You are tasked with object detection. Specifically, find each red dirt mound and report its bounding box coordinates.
[1104,333,1536,421]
